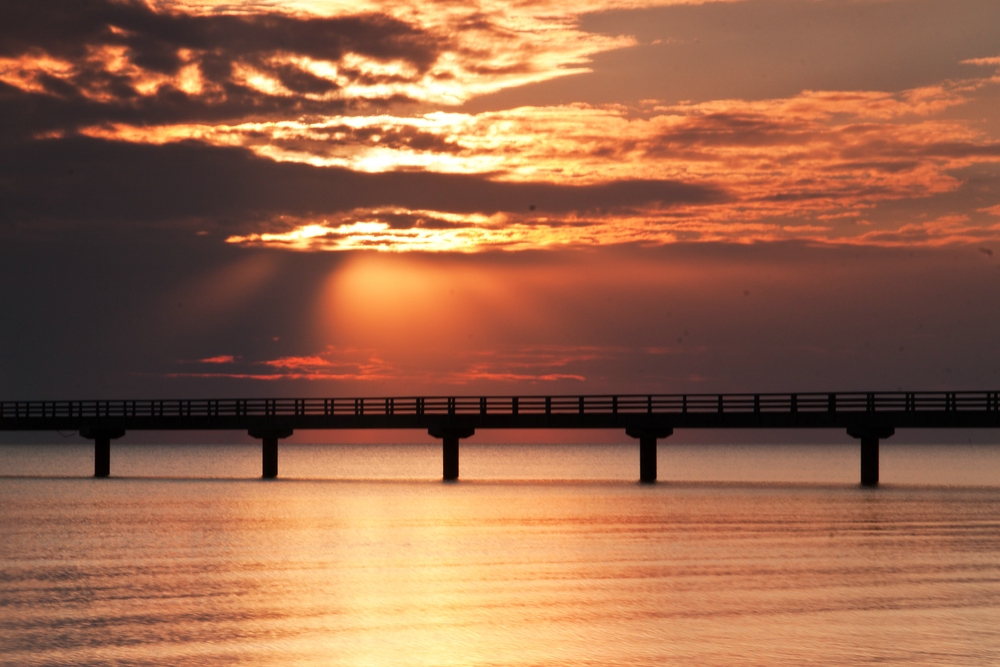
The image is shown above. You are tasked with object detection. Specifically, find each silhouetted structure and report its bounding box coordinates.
[4,392,999,485]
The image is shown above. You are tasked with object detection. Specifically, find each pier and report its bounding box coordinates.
[3,391,999,485]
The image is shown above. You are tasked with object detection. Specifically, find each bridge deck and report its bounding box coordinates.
[4,392,998,484]
[2,392,1000,432]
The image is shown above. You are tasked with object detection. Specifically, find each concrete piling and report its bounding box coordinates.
[847,426,895,487]
[94,436,111,478]
[429,427,475,481]
[262,437,278,479]
[79,427,125,478]
[626,427,673,483]
[248,426,294,479]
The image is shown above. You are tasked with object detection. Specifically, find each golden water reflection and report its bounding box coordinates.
[2,449,1000,665]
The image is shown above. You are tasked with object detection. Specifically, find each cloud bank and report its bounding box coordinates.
[2,0,999,253]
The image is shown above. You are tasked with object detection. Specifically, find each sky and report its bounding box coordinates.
[2,0,1000,418]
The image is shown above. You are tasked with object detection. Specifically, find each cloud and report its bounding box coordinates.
[837,215,1000,248]
[7,100,1000,251]
[962,56,1000,68]
[169,343,622,384]
[76,83,998,187]
[0,135,721,230]
[199,355,235,363]
[476,0,1000,110]
[0,5,451,144]
[194,85,1000,250]
[172,346,396,381]
[0,0,646,139]
[446,371,586,382]
[194,86,985,175]
[1,1,441,67]
[262,355,334,370]
[4,1,1000,253]
[443,346,606,383]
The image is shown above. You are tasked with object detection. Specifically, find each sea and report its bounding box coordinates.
[1,442,999,666]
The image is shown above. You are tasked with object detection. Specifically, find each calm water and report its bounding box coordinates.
[2,443,999,666]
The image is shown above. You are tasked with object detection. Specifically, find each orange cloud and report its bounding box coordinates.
[10,0,1000,253]
[443,346,609,383]
[221,203,1000,252]
[446,371,587,383]
[171,343,632,385]
[83,85,982,179]
[1,0,656,116]
[962,56,1000,68]
[835,215,1000,248]
[262,355,333,369]
[174,346,396,381]
[84,78,1000,251]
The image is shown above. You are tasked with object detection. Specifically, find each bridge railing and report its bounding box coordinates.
[1,391,999,420]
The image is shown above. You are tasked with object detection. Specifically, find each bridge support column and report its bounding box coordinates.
[847,426,895,487]
[249,427,294,479]
[429,427,475,481]
[626,427,673,483]
[95,437,111,478]
[262,437,279,479]
[79,428,125,478]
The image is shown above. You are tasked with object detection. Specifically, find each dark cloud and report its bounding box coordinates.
[2,0,441,66]
[0,136,724,230]
[0,82,331,146]
[0,0,444,135]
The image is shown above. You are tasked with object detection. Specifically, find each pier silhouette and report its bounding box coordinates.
[3,391,999,485]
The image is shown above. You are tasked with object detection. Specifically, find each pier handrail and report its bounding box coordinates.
[4,391,999,484]
[2,390,999,420]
